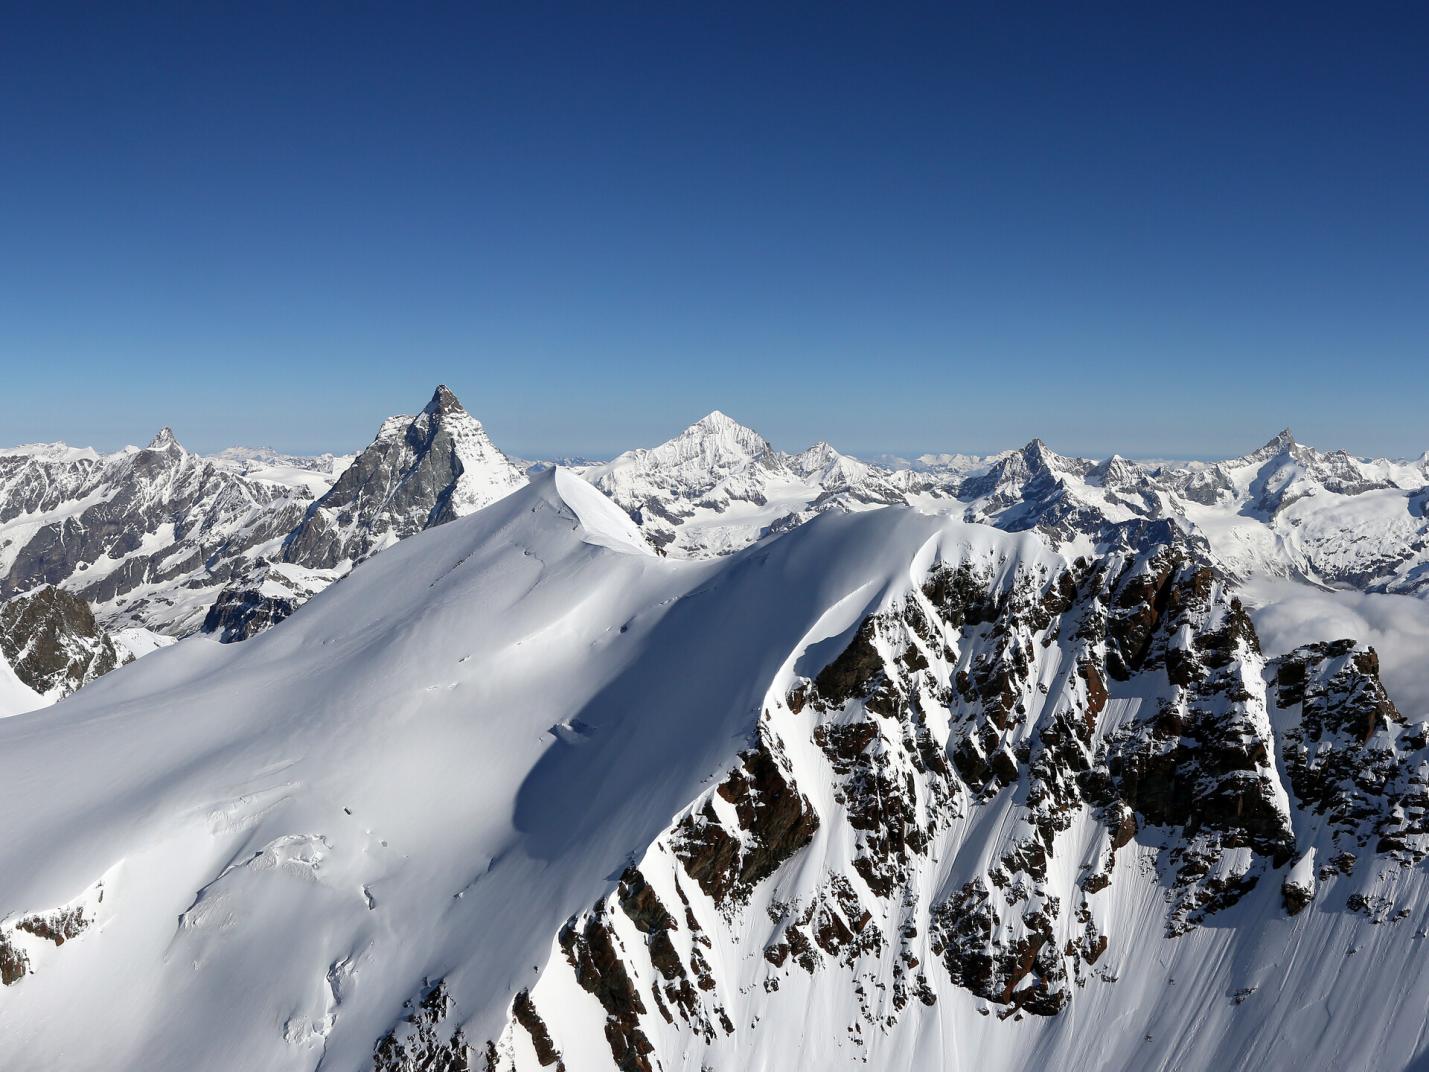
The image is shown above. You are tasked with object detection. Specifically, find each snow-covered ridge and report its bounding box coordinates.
[580,415,1429,601]
[0,385,534,710]
[3,399,1428,717]
[2,472,1428,1070]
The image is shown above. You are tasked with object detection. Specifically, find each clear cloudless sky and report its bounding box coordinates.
[1,2,1426,459]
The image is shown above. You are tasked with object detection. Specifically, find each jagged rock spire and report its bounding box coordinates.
[424,384,465,417]
[146,427,181,452]
[1241,428,1297,463]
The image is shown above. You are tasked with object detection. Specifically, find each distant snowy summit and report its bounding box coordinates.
[2,390,1428,716]
[580,410,913,557]
[579,414,1429,599]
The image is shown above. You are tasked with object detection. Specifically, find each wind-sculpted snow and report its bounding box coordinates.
[3,469,1429,1071]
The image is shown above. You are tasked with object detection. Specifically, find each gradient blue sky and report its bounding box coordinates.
[2,3,1426,459]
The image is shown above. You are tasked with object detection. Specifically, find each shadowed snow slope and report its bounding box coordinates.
[0,471,942,1068]
[3,471,1429,1072]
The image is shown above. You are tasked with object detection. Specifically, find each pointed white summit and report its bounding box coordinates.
[1237,427,1298,465]
[145,426,183,453]
[586,410,775,503]
[790,441,875,491]
[642,410,773,471]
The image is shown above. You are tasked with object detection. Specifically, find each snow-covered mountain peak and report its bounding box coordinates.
[1086,453,1145,488]
[792,440,846,470]
[1020,436,1084,474]
[423,383,465,417]
[666,409,773,460]
[1238,427,1297,465]
[688,407,750,434]
[145,426,182,453]
[280,385,527,570]
[791,441,880,491]
[586,411,773,500]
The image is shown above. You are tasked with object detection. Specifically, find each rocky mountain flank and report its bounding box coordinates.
[0,429,314,636]
[201,386,528,641]
[0,585,125,703]
[375,520,1428,1071]
[0,387,530,669]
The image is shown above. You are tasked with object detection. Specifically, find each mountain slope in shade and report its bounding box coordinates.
[280,384,527,570]
[2,475,1428,1070]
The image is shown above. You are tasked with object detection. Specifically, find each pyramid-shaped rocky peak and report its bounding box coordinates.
[1087,453,1143,487]
[281,384,524,570]
[1018,437,1081,474]
[146,427,183,452]
[1240,428,1298,464]
[423,384,466,418]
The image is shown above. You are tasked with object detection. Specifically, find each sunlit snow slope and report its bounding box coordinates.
[2,468,1428,1072]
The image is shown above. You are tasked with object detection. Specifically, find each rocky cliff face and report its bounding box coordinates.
[281,385,527,571]
[475,521,1421,1070]
[0,430,317,636]
[198,561,339,643]
[0,387,531,662]
[0,586,125,701]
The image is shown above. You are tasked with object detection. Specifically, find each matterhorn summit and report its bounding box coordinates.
[280,384,527,570]
[144,426,182,452]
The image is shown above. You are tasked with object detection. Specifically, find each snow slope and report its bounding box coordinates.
[0,386,530,683]
[0,648,43,717]
[4,470,1429,1071]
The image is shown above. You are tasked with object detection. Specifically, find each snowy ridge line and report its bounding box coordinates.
[1,470,1429,1069]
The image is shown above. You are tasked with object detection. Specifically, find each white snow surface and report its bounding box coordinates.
[207,446,352,496]
[0,648,44,717]
[3,471,1429,1070]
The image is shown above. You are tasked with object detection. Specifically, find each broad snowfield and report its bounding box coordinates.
[4,461,1429,1071]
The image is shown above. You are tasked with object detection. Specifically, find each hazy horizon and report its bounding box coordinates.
[4,384,1401,468]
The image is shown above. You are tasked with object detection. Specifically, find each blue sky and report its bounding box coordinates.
[1,3,1425,459]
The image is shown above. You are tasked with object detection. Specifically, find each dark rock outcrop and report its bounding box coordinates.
[0,585,124,698]
[283,386,524,571]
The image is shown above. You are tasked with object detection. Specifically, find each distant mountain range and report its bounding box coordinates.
[2,387,1427,715]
